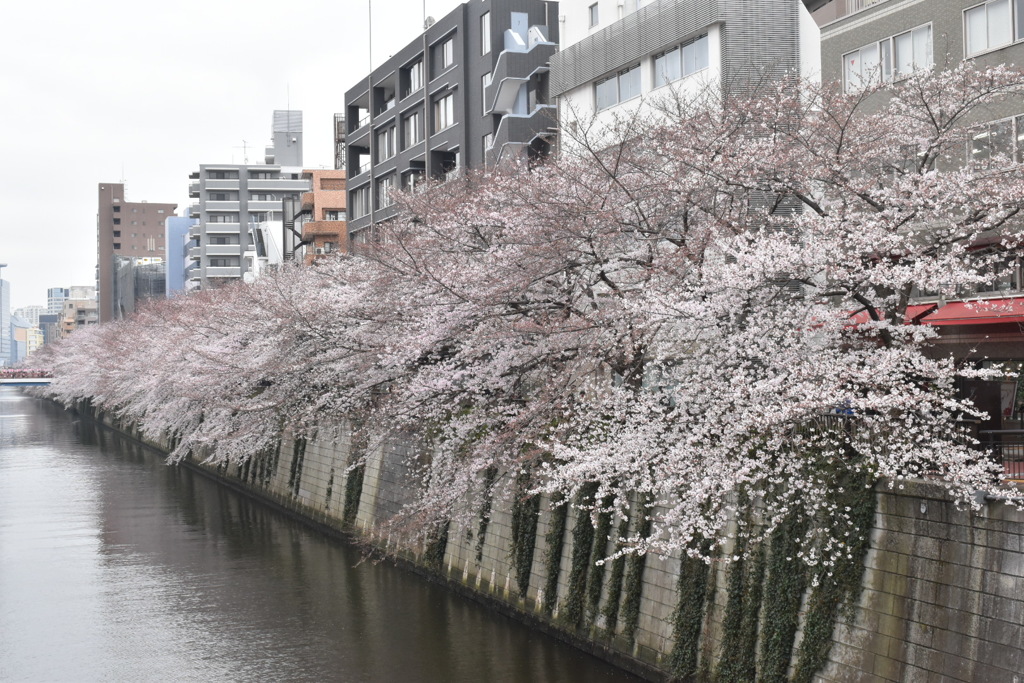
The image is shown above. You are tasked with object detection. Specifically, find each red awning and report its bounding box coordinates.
[847,303,937,326]
[923,298,1024,326]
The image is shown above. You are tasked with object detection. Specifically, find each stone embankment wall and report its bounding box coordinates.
[94,409,1024,683]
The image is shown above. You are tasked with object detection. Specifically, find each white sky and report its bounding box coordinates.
[0,0,464,311]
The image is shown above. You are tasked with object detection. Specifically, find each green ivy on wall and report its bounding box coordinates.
[792,468,876,683]
[667,544,712,680]
[561,482,600,628]
[542,492,569,616]
[474,467,498,564]
[509,469,540,600]
[758,512,809,683]
[585,494,615,624]
[620,495,653,644]
[600,513,632,637]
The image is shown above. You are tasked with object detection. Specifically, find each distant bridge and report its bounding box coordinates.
[0,369,53,386]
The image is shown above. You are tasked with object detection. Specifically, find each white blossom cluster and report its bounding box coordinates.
[36,64,1024,568]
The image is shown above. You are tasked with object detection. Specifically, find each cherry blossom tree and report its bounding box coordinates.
[37,61,1024,569]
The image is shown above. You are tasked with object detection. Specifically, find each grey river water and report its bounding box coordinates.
[0,388,638,683]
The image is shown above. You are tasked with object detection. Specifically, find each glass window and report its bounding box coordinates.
[442,37,454,69]
[403,60,423,98]
[482,72,491,113]
[481,11,491,55]
[964,0,1015,56]
[595,76,617,110]
[589,3,599,27]
[654,47,680,88]
[351,186,371,219]
[376,175,395,209]
[376,126,396,160]
[403,110,422,149]
[619,65,641,101]
[434,93,455,132]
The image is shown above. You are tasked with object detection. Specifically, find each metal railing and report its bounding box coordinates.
[979,430,1024,480]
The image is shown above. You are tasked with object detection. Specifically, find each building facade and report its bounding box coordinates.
[0,276,10,366]
[344,0,559,242]
[290,169,347,264]
[47,287,69,316]
[187,111,310,289]
[60,286,98,338]
[165,215,198,296]
[96,184,176,322]
[550,0,820,144]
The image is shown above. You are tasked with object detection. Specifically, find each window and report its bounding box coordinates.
[376,174,396,209]
[483,133,493,151]
[482,72,491,114]
[113,206,121,213]
[376,126,396,160]
[113,218,121,225]
[969,115,1024,164]
[325,210,346,221]
[113,242,121,249]
[481,11,491,55]
[208,170,239,179]
[208,213,239,223]
[594,64,641,110]
[654,35,710,88]
[402,170,425,192]
[403,110,423,149]
[250,193,277,201]
[249,171,277,179]
[589,3,599,27]
[965,0,1023,56]
[210,192,237,201]
[113,230,121,237]
[352,186,371,219]
[403,60,423,98]
[843,24,932,93]
[434,93,455,132]
[208,257,239,268]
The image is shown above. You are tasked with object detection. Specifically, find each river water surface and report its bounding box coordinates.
[0,388,637,682]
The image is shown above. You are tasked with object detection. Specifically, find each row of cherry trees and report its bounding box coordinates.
[38,63,1024,568]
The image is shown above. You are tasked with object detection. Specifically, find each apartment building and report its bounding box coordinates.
[550,0,821,143]
[187,111,310,289]
[344,0,559,242]
[287,169,347,264]
[96,183,176,322]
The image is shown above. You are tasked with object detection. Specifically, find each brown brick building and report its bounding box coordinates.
[97,183,176,322]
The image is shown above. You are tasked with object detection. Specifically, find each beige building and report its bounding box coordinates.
[97,183,176,322]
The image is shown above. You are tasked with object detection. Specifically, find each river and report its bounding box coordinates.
[0,388,638,682]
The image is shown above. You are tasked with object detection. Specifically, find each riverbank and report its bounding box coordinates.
[74,400,1024,683]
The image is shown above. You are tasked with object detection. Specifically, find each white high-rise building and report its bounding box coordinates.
[187,111,309,290]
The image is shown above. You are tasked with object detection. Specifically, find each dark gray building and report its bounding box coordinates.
[343,0,559,241]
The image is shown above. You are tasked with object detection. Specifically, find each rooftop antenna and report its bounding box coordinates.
[233,140,250,164]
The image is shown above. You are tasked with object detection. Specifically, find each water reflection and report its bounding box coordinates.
[0,389,638,682]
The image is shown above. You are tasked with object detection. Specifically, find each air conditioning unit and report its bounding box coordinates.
[315,248,325,255]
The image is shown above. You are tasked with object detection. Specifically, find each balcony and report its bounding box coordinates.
[205,244,240,257]
[189,203,201,216]
[205,267,242,278]
[189,247,201,260]
[205,179,240,191]
[205,222,241,234]
[246,200,282,213]
[205,201,240,212]
[188,181,200,198]
[486,39,555,116]
[247,178,310,191]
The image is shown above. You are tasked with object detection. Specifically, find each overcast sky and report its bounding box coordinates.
[0,0,465,311]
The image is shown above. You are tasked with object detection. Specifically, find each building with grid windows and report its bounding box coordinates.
[343,0,559,242]
[187,111,310,289]
[550,0,821,146]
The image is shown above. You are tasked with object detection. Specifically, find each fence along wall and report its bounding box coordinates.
[102,409,1024,682]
